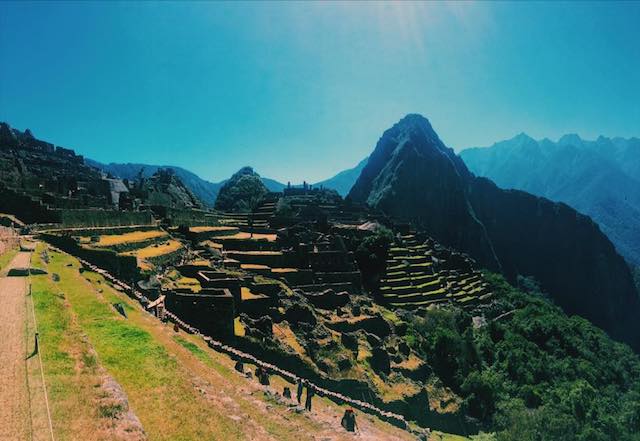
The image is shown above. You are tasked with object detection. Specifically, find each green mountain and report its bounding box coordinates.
[460,134,640,266]
[214,166,268,212]
[349,114,640,351]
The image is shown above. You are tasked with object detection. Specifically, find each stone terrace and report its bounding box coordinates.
[380,234,492,309]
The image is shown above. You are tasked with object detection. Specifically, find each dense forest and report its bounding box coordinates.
[404,274,640,440]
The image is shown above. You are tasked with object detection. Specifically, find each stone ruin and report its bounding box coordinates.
[164,288,235,340]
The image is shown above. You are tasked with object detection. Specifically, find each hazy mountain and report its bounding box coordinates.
[349,114,640,351]
[261,177,286,192]
[88,158,372,205]
[460,134,640,265]
[314,157,368,196]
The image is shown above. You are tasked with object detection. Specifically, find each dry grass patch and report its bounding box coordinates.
[234,318,246,337]
[176,277,201,293]
[121,240,182,259]
[189,226,237,233]
[241,263,270,270]
[95,230,167,247]
[240,287,263,300]
[372,375,421,403]
[229,250,282,256]
[271,268,298,273]
[271,322,316,366]
[199,240,223,249]
[214,232,277,242]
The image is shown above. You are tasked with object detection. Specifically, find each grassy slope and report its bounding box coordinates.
[36,245,416,441]
[0,246,18,272]
[30,249,114,440]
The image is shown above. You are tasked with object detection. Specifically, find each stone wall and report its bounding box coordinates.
[0,185,58,224]
[165,288,235,340]
[196,271,242,303]
[151,206,219,227]
[56,209,154,228]
[40,233,139,281]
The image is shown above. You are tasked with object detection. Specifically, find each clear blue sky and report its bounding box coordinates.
[1,2,639,183]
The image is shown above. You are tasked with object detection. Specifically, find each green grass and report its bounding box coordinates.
[32,248,427,441]
[0,246,18,271]
[173,335,210,362]
[431,432,473,441]
[45,250,245,441]
[379,307,402,325]
[30,257,109,440]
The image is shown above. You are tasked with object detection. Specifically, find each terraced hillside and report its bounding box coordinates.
[13,243,422,441]
[126,188,497,435]
[0,123,139,225]
[27,180,501,435]
[380,235,491,309]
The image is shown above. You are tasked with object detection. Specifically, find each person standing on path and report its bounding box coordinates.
[341,408,359,432]
[296,378,304,404]
[305,383,315,411]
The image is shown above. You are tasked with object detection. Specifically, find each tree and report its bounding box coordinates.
[354,226,393,292]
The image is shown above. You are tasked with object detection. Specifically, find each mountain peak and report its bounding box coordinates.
[393,114,438,138]
[380,114,448,158]
[397,113,431,127]
[234,166,260,177]
[558,133,583,147]
[512,132,534,142]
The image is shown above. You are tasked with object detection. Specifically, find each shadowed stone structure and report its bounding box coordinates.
[165,288,235,340]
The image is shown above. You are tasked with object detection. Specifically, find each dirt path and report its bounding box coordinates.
[0,252,31,441]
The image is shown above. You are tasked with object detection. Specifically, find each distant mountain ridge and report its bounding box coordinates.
[349,114,640,351]
[87,160,287,207]
[315,157,368,196]
[460,134,640,265]
[88,158,368,206]
[86,160,222,208]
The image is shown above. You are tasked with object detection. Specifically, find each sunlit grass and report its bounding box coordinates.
[214,232,277,242]
[121,239,182,258]
[189,226,237,233]
[95,230,167,247]
[0,246,18,271]
[45,250,244,441]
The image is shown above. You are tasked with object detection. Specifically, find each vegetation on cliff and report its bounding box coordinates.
[404,274,640,440]
[348,114,640,351]
[214,166,268,212]
[355,225,393,292]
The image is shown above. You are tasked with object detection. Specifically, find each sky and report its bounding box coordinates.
[1,2,639,183]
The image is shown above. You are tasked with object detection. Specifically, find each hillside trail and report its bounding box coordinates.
[0,252,31,441]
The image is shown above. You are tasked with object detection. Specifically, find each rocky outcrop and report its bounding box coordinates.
[349,114,640,351]
[129,168,202,209]
[303,289,350,309]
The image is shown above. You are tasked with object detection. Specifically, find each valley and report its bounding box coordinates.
[1,117,640,441]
